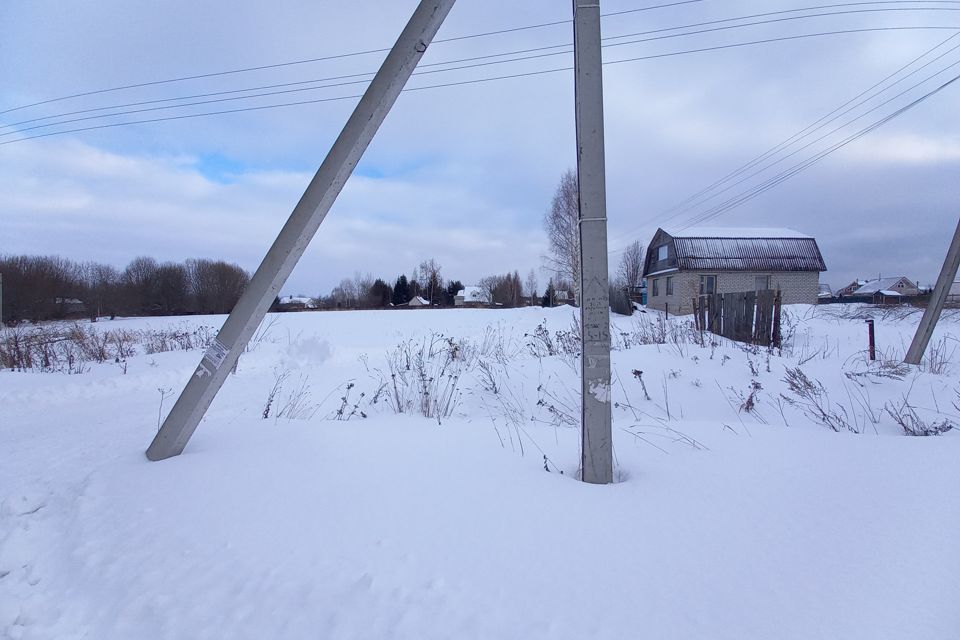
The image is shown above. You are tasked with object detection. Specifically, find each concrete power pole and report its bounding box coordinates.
[146,0,456,461]
[573,0,613,484]
[905,217,960,365]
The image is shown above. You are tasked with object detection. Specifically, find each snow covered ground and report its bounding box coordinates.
[2,305,959,639]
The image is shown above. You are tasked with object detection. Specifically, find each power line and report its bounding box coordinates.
[6,10,960,137]
[609,29,960,250]
[4,0,954,118]
[0,0,709,116]
[7,3,959,130]
[3,24,958,146]
[677,72,960,228]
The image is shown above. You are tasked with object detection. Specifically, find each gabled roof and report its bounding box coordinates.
[455,286,490,303]
[852,277,915,295]
[664,226,811,239]
[651,227,826,273]
[279,295,317,308]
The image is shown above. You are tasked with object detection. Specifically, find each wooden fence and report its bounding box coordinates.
[693,289,782,346]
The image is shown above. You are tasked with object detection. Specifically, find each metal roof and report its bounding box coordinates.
[672,236,826,272]
[665,226,811,239]
[852,277,914,295]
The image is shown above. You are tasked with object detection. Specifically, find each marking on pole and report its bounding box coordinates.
[194,363,212,379]
[588,381,611,403]
[203,339,230,370]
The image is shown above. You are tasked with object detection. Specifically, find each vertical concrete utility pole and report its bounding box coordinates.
[146,0,456,461]
[573,0,613,484]
[905,217,960,364]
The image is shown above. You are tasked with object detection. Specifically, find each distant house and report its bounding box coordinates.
[818,283,834,300]
[553,289,573,305]
[836,279,870,297]
[54,297,87,317]
[408,296,430,307]
[849,276,919,304]
[642,227,827,315]
[277,295,317,311]
[454,286,490,308]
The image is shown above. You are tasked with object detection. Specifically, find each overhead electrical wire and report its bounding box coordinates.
[4,9,960,139]
[6,3,960,131]
[4,0,958,119]
[608,29,960,251]
[3,23,959,146]
[674,72,960,229]
[0,0,709,115]
[0,0,960,129]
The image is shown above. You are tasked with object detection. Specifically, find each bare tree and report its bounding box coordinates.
[543,169,580,304]
[617,240,645,291]
[329,277,359,308]
[524,269,538,306]
[477,275,499,307]
[187,258,250,314]
[417,259,443,305]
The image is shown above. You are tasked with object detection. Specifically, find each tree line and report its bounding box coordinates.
[315,259,565,310]
[1,254,250,324]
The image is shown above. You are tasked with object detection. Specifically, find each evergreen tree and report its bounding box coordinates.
[370,279,393,308]
[444,280,464,307]
[542,280,556,307]
[391,274,409,306]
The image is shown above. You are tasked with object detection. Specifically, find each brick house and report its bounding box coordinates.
[642,227,827,315]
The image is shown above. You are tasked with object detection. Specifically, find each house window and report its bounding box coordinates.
[755,275,771,291]
[657,244,668,261]
[652,279,659,297]
[699,275,716,295]
[666,276,674,296]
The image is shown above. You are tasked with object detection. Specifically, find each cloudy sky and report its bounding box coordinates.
[2,0,959,296]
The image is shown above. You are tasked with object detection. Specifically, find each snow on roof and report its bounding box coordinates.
[408,296,429,306]
[852,277,913,296]
[456,286,490,303]
[664,227,811,239]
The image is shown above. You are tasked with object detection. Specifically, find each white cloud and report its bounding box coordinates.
[0,139,546,295]
[840,134,960,165]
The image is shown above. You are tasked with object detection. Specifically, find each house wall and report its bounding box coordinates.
[646,271,821,315]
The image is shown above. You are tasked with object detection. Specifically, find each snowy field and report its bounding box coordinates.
[2,305,959,639]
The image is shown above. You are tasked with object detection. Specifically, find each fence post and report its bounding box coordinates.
[772,290,783,349]
[866,318,876,361]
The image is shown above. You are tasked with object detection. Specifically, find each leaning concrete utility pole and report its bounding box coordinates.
[573,0,613,484]
[146,0,456,461]
[905,217,960,365]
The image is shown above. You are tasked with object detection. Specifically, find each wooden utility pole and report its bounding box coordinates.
[573,0,613,484]
[146,0,457,461]
[905,218,960,365]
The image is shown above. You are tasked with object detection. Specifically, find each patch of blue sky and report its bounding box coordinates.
[194,153,248,183]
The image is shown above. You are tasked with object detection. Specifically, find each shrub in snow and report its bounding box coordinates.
[0,322,215,373]
[885,396,954,437]
[780,367,858,433]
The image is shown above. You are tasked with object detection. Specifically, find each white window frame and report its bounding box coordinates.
[657,244,668,261]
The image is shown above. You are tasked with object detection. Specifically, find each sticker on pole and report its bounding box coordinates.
[203,339,230,370]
